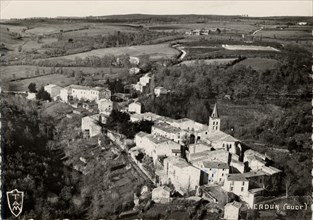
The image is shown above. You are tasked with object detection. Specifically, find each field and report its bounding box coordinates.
[1,65,128,80]
[223,44,280,51]
[43,43,180,61]
[180,58,236,66]
[8,74,75,91]
[235,58,281,72]
[146,21,258,34]
[254,29,312,40]
[62,24,138,37]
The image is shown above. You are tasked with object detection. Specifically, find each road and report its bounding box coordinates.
[172,44,187,60]
[252,26,264,36]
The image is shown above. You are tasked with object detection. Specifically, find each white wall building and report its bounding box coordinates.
[133,73,151,93]
[81,114,102,138]
[44,84,62,100]
[60,85,111,103]
[98,98,113,116]
[224,201,242,220]
[198,161,229,185]
[152,186,171,204]
[135,132,181,164]
[128,102,142,114]
[163,156,200,194]
[223,174,249,197]
[154,86,168,97]
[151,122,186,144]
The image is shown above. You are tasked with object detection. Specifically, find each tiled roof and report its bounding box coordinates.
[227,174,248,181]
[261,166,282,175]
[206,131,238,142]
[153,122,181,134]
[225,201,242,209]
[136,131,148,138]
[70,85,110,92]
[165,156,190,169]
[242,170,267,178]
[244,149,267,160]
[202,161,229,169]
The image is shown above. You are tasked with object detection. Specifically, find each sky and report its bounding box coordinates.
[0,0,312,19]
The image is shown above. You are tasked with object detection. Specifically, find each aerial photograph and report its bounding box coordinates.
[0,0,312,219]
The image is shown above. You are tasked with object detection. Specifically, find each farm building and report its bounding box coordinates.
[154,86,168,97]
[152,186,171,204]
[133,73,151,93]
[129,56,140,65]
[129,67,141,75]
[44,84,62,100]
[297,22,307,26]
[27,92,36,100]
[128,102,142,114]
[98,98,113,116]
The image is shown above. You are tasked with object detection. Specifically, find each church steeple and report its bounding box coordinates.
[208,103,220,132]
[211,103,219,118]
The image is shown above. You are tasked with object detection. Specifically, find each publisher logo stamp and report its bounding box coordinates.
[7,189,24,217]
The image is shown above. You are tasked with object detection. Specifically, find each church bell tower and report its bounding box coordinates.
[208,103,220,132]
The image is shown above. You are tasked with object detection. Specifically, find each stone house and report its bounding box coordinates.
[151,122,186,144]
[154,86,168,97]
[163,156,201,195]
[135,132,181,164]
[152,186,171,204]
[98,98,113,116]
[60,85,111,103]
[128,102,142,114]
[197,161,229,185]
[224,201,242,220]
[81,114,102,138]
[223,174,249,197]
[44,84,62,100]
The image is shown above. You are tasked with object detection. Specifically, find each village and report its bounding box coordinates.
[29,65,285,219]
[1,8,312,219]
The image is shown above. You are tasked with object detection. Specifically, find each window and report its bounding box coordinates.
[242,182,245,186]
[223,168,225,171]
[222,173,224,176]
[219,178,222,182]
[230,187,233,191]
[241,187,244,192]
[213,121,215,125]
[205,132,207,135]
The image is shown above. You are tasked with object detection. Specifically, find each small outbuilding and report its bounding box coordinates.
[152,186,171,204]
[224,201,242,220]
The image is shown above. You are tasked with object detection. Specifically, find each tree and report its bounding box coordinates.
[36,87,51,101]
[28,83,37,93]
